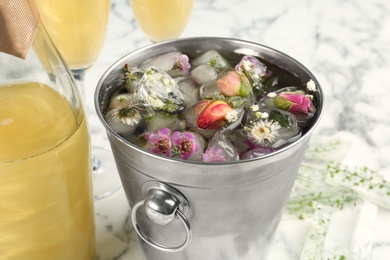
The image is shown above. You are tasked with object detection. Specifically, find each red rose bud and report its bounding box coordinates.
[196,100,232,129]
[274,92,314,114]
[216,70,251,97]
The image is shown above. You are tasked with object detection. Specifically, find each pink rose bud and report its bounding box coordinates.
[195,100,232,129]
[274,92,314,115]
[216,70,251,97]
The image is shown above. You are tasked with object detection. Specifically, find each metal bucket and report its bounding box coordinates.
[95,37,324,260]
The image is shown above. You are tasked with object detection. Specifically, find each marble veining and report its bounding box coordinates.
[85,0,390,259]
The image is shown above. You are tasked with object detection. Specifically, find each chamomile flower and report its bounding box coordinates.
[105,106,142,134]
[248,120,281,145]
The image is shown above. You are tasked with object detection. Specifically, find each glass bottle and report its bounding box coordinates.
[0,0,95,259]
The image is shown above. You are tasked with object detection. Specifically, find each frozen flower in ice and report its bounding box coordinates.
[247,120,281,145]
[235,55,267,86]
[306,79,317,92]
[201,147,226,162]
[241,147,275,159]
[108,93,134,108]
[191,50,231,71]
[140,51,191,78]
[105,106,142,134]
[195,100,233,129]
[216,70,251,97]
[143,127,173,156]
[274,91,315,115]
[176,54,191,72]
[201,131,240,162]
[122,64,144,93]
[171,131,205,160]
[225,109,239,123]
[137,67,185,113]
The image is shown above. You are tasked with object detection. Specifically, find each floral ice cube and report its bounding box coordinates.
[108,93,134,108]
[235,55,267,87]
[191,50,231,71]
[136,67,185,113]
[140,51,191,77]
[105,105,142,135]
[171,131,205,160]
[121,64,144,93]
[241,147,275,160]
[216,69,251,97]
[201,131,240,162]
[143,127,174,157]
[145,112,186,132]
[185,99,244,138]
[243,106,301,148]
[260,88,316,121]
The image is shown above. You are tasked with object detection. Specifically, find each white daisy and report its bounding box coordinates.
[248,120,281,145]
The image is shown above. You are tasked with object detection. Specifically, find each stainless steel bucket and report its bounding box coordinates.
[95,37,324,260]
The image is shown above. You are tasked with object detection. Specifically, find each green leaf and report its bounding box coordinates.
[269,110,290,128]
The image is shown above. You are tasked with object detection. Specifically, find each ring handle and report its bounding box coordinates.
[130,182,192,252]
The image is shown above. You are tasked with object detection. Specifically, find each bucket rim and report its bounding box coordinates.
[94,36,324,166]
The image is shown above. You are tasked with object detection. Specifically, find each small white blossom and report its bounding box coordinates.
[267,92,277,98]
[249,104,259,111]
[248,120,281,145]
[306,79,317,92]
[255,112,269,119]
[225,110,239,123]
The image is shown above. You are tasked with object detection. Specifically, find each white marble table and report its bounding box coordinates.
[84,0,390,259]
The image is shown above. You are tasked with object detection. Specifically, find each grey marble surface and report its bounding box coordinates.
[84,0,390,259]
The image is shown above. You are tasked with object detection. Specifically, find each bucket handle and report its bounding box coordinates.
[131,181,192,252]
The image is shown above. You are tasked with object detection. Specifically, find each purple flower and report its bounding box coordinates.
[143,127,173,156]
[201,147,226,162]
[171,131,202,160]
[241,147,275,159]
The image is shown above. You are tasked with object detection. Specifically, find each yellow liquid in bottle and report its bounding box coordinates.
[130,0,194,42]
[0,82,95,259]
[34,0,110,70]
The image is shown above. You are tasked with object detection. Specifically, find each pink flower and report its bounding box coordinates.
[195,100,233,129]
[177,54,191,72]
[201,147,226,162]
[171,131,201,160]
[274,91,314,115]
[216,70,251,97]
[143,127,173,156]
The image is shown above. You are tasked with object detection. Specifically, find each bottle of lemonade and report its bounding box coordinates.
[0,1,95,259]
